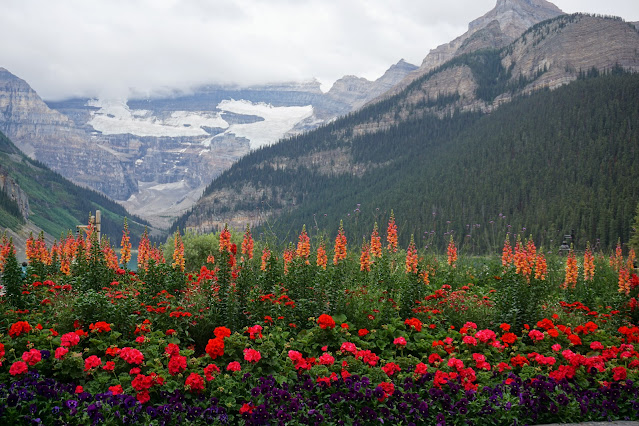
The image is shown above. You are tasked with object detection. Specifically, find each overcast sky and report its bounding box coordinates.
[1,0,637,101]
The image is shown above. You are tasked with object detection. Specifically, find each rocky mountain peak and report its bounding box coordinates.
[372,0,564,101]
[470,0,563,38]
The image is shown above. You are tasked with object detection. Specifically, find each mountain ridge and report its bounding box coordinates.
[173,13,639,250]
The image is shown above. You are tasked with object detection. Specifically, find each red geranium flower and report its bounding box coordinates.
[185,373,205,393]
[317,314,336,329]
[9,361,28,376]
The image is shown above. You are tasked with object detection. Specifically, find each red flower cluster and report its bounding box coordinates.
[89,321,112,333]
[317,314,336,330]
[206,337,225,360]
[22,349,42,366]
[168,355,187,375]
[404,318,423,332]
[61,332,80,347]
[9,321,31,338]
[243,348,261,363]
[185,373,205,393]
[119,347,145,365]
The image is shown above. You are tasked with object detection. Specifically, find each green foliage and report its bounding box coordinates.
[630,202,639,252]
[2,245,24,308]
[163,230,222,272]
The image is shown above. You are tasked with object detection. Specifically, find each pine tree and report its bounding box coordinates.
[630,202,639,252]
[2,240,24,308]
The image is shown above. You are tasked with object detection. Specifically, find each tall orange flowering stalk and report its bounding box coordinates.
[101,237,119,270]
[562,247,578,290]
[150,243,166,265]
[120,218,131,266]
[501,237,514,267]
[60,232,76,275]
[172,230,185,271]
[333,221,347,265]
[627,248,636,273]
[241,224,254,261]
[513,236,526,276]
[296,225,311,262]
[618,267,631,295]
[447,235,457,268]
[138,228,151,271]
[405,234,418,274]
[0,235,15,272]
[610,239,624,272]
[583,242,595,281]
[316,238,327,270]
[360,238,371,272]
[421,270,430,285]
[219,225,232,253]
[261,246,271,271]
[283,245,295,275]
[534,252,547,280]
[370,222,382,258]
[25,233,36,262]
[386,211,398,253]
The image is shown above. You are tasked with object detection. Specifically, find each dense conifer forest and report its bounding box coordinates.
[175,72,639,253]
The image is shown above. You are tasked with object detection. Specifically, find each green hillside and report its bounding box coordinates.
[0,131,151,244]
[175,72,639,252]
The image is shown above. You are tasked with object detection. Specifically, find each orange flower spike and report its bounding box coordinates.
[241,224,254,260]
[172,229,185,272]
[627,248,636,273]
[25,233,36,262]
[405,234,418,274]
[260,246,271,271]
[534,252,547,280]
[386,210,398,253]
[137,227,151,271]
[333,220,347,265]
[102,236,119,270]
[563,247,578,290]
[583,242,595,281]
[513,235,525,276]
[501,237,513,267]
[370,222,382,258]
[446,235,457,268]
[421,269,430,285]
[120,218,131,266]
[0,237,15,271]
[283,245,295,275]
[316,239,327,270]
[618,267,631,295]
[610,239,623,272]
[219,225,232,253]
[296,225,311,261]
[360,238,371,272]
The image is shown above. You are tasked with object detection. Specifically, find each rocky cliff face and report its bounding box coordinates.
[380,0,563,99]
[0,165,29,219]
[0,68,134,199]
[361,14,639,131]
[326,60,418,110]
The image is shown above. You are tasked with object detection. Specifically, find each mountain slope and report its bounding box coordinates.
[0,130,152,245]
[177,71,639,251]
[174,13,639,251]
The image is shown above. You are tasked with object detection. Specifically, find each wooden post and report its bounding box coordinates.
[76,210,101,240]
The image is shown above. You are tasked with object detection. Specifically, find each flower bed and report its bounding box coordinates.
[0,224,638,424]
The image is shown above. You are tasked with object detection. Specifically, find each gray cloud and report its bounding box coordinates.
[0,0,636,100]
